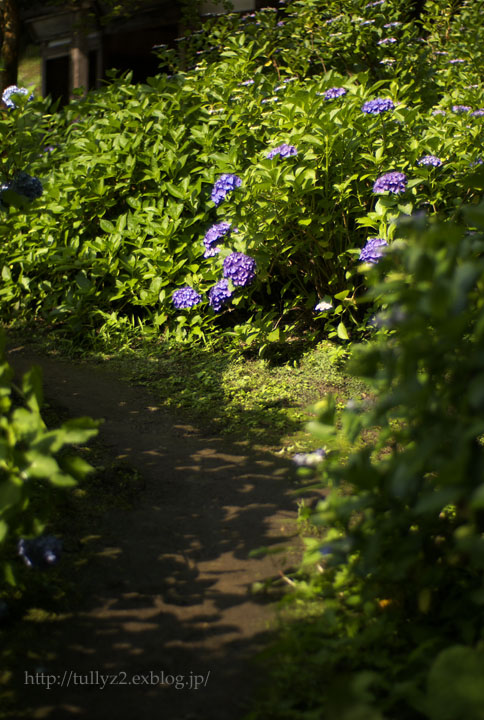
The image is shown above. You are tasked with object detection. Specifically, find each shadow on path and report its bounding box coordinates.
[5,344,302,720]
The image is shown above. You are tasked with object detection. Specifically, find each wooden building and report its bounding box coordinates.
[21,1,266,106]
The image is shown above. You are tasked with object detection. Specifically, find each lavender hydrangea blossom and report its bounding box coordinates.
[2,85,34,109]
[362,98,395,114]
[417,155,442,167]
[324,87,347,100]
[210,174,242,206]
[471,109,484,117]
[208,279,233,311]
[223,253,256,287]
[203,221,232,257]
[359,237,388,263]
[452,105,472,113]
[266,143,298,159]
[18,535,62,569]
[373,171,407,194]
[172,286,202,309]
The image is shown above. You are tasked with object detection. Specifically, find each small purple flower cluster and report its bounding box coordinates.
[208,279,233,312]
[18,535,62,569]
[203,221,232,257]
[266,143,298,159]
[324,87,347,100]
[373,171,407,194]
[211,174,242,206]
[365,0,385,6]
[377,37,397,45]
[223,252,257,287]
[172,285,202,309]
[362,97,395,114]
[359,237,388,263]
[2,85,34,109]
[471,109,484,117]
[417,155,442,167]
[452,105,472,113]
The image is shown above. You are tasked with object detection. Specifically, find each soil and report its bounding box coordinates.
[4,342,303,720]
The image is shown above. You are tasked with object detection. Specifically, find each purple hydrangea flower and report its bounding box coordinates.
[417,155,442,167]
[10,171,43,201]
[324,87,347,100]
[172,285,202,309]
[210,174,242,206]
[362,97,395,114]
[359,237,388,263]
[378,37,397,45]
[373,171,407,194]
[223,252,257,287]
[471,109,484,117]
[2,85,34,109]
[452,105,472,113]
[203,221,232,258]
[18,535,62,569]
[208,279,233,311]
[266,143,298,159]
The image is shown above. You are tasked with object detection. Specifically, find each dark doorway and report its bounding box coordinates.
[44,55,70,105]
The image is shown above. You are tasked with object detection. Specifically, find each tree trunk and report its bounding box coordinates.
[0,0,20,94]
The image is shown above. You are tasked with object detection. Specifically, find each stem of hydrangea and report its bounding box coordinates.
[379,114,387,155]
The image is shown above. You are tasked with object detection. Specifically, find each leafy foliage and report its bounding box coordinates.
[250,202,484,719]
[1,0,483,351]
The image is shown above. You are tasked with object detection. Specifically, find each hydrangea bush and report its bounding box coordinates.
[0,0,482,351]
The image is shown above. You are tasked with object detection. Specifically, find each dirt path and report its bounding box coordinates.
[6,342,300,720]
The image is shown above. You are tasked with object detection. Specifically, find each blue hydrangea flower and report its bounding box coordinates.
[373,172,407,194]
[172,286,202,309]
[11,171,43,201]
[266,143,298,159]
[417,155,442,167]
[2,85,34,109]
[359,237,388,263]
[452,105,472,113]
[324,87,347,100]
[210,174,242,206]
[362,98,395,114]
[223,252,256,287]
[208,279,233,311]
[203,221,232,258]
[18,535,62,569]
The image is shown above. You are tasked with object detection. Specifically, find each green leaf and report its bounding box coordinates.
[337,321,349,340]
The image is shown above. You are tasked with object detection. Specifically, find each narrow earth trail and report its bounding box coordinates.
[7,343,301,720]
